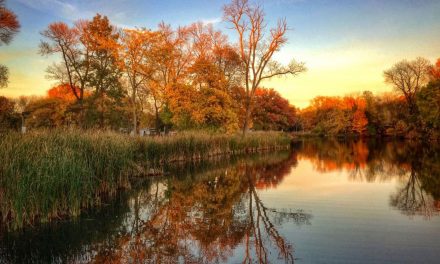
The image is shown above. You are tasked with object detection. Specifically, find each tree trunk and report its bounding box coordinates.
[100,93,105,129]
[132,87,137,136]
[242,95,252,137]
[78,100,85,128]
[132,106,137,135]
[154,98,160,131]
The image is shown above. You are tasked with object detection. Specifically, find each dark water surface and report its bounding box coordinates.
[1,139,439,264]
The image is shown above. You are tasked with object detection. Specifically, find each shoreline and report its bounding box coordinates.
[0,130,292,230]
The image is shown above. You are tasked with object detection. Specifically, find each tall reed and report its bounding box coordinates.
[0,129,291,229]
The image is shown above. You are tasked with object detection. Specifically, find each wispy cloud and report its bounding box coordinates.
[16,0,134,22]
[201,17,222,25]
[267,0,306,6]
[16,0,96,20]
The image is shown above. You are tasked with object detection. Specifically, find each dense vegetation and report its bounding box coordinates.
[1,0,439,139]
[297,59,440,140]
[0,0,304,135]
[0,129,291,229]
[0,0,439,232]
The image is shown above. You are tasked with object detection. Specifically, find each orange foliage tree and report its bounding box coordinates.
[299,95,369,135]
[118,29,159,133]
[352,109,368,135]
[47,84,81,101]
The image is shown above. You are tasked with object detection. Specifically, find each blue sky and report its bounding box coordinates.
[1,0,439,107]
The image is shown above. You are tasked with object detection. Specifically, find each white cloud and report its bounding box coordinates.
[17,0,85,20]
[201,17,222,25]
[16,0,134,21]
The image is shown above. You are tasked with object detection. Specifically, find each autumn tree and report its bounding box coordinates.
[187,22,241,92]
[118,29,159,134]
[40,22,90,102]
[167,84,239,131]
[0,0,19,45]
[431,58,440,80]
[0,0,20,88]
[384,57,432,115]
[223,0,305,135]
[83,14,121,97]
[147,23,193,130]
[47,84,80,102]
[183,22,241,131]
[252,88,298,131]
[305,96,352,135]
[352,109,368,135]
[24,97,70,128]
[82,14,123,128]
[298,95,370,136]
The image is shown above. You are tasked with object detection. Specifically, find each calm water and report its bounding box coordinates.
[1,139,439,264]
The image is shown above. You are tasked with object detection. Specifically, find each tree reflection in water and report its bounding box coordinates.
[1,140,439,263]
[390,169,436,218]
[294,138,440,218]
[93,152,310,263]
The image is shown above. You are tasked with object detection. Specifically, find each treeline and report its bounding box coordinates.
[0,0,305,134]
[0,86,298,132]
[297,58,440,140]
[1,0,438,139]
[293,138,440,215]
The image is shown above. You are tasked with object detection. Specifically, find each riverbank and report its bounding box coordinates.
[291,131,439,142]
[0,130,291,229]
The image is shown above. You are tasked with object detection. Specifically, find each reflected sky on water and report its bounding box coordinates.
[1,139,439,264]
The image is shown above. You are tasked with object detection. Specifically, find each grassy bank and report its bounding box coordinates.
[0,130,291,229]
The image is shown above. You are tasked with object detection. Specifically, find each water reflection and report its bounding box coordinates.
[93,152,309,263]
[0,139,439,263]
[1,152,308,263]
[294,138,440,217]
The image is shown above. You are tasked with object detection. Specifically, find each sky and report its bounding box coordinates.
[0,0,439,108]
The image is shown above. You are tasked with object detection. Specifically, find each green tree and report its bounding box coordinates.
[417,80,440,135]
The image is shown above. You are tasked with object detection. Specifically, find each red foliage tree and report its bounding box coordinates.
[431,58,440,80]
[252,88,298,131]
[0,0,20,45]
[47,84,81,102]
